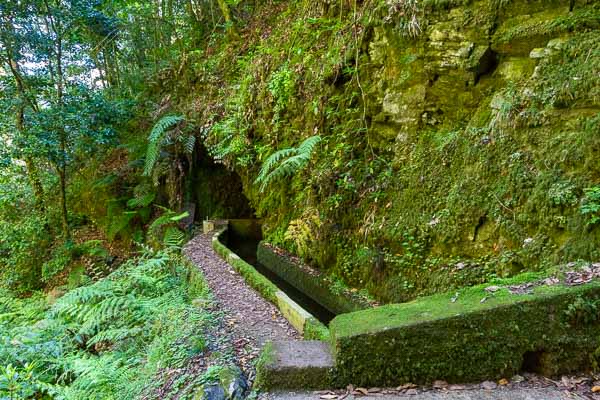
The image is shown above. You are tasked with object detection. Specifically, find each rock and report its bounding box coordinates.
[529,48,547,59]
[482,381,498,390]
[194,384,227,400]
[219,366,248,400]
[406,388,418,395]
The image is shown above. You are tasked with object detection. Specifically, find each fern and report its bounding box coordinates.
[127,192,155,209]
[143,115,185,176]
[147,207,189,249]
[255,135,321,191]
[163,227,185,248]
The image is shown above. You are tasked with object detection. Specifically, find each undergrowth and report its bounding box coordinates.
[0,248,213,400]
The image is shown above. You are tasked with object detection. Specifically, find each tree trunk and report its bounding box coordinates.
[57,165,70,240]
[24,157,46,212]
[216,0,239,39]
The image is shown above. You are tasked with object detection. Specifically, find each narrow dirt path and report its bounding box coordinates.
[184,233,299,376]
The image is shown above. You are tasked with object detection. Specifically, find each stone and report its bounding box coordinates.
[382,85,426,126]
[256,340,334,390]
[219,366,248,400]
[193,384,227,400]
[529,48,547,59]
[481,381,497,390]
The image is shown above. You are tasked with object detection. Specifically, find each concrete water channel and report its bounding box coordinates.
[222,220,336,325]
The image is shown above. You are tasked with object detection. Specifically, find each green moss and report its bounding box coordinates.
[304,317,331,341]
[254,342,276,390]
[331,280,600,386]
[494,5,600,47]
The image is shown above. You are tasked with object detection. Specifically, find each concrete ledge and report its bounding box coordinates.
[210,226,330,340]
[257,243,373,314]
[331,280,600,387]
[276,290,312,333]
[256,341,334,390]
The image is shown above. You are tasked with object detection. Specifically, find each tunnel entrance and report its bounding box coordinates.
[189,145,254,222]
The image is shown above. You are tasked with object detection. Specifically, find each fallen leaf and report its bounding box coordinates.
[355,388,369,395]
[498,378,509,386]
[592,386,600,393]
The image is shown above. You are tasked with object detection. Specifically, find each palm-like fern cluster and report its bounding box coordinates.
[0,249,211,400]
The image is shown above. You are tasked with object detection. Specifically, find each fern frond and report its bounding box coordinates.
[297,135,322,154]
[147,115,185,143]
[255,135,321,191]
[163,227,184,248]
[87,327,142,347]
[180,134,196,154]
[255,147,298,185]
[144,115,185,176]
[127,193,155,209]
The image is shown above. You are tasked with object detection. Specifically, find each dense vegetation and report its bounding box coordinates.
[0,0,599,397]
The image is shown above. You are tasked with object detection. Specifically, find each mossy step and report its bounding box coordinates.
[256,341,334,390]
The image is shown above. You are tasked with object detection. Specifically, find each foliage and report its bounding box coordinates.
[147,207,189,248]
[143,115,186,176]
[0,250,213,399]
[581,186,600,226]
[255,136,322,191]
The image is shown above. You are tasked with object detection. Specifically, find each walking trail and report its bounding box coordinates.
[184,233,299,374]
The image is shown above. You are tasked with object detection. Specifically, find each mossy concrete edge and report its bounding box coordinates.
[330,280,600,387]
[210,226,330,341]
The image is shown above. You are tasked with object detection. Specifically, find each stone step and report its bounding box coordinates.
[256,341,334,390]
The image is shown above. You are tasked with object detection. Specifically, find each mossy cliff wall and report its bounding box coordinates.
[173,0,600,303]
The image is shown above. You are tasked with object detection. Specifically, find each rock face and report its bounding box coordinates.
[186,0,600,303]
